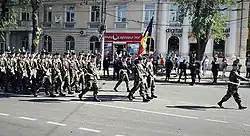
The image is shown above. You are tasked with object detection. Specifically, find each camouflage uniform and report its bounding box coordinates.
[78,55,101,102]
[114,56,130,92]
[128,57,150,102]
[218,65,248,109]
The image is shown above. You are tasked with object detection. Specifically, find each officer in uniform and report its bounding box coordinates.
[217,63,249,109]
[78,55,101,102]
[114,55,131,92]
[128,56,150,102]
[145,55,157,98]
[189,54,196,86]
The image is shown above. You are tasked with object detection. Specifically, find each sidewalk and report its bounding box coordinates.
[98,68,250,86]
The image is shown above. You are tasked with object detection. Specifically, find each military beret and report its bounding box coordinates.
[45,52,49,55]
[91,55,96,58]
[127,54,132,57]
[232,63,238,66]
[55,52,59,55]
[71,52,76,55]
[137,56,143,60]
[122,55,127,58]
[64,52,69,55]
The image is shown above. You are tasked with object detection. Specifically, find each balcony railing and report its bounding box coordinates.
[88,22,100,28]
[64,22,75,28]
[18,20,32,27]
[42,22,52,28]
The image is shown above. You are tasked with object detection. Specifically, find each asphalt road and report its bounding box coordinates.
[0,80,250,136]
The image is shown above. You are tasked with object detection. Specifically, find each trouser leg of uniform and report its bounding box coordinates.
[124,74,130,92]
[92,82,99,97]
[151,79,155,96]
[129,80,140,97]
[191,71,195,85]
[114,79,122,90]
[232,91,242,105]
[178,70,183,81]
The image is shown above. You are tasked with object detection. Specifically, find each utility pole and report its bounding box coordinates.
[99,0,106,69]
[239,0,244,57]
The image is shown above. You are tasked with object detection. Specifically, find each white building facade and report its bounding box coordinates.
[0,0,249,63]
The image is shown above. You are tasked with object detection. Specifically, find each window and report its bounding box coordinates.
[143,3,155,28]
[44,6,52,22]
[0,42,5,52]
[21,8,30,21]
[90,6,100,22]
[116,5,127,22]
[169,4,181,23]
[65,6,75,22]
[21,39,28,50]
[65,36,75,51]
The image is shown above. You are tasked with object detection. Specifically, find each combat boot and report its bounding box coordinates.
[143,98,150,102]
[114,88,118,92]
[93,96,101,102]
[78,93,83,100]
[49,93,56,98]
[151,94,158,98]
[217,101,224,108]
[146,95,153,100]
[238,103,247,110]
[127,94,133,101]
[59,92,66,97]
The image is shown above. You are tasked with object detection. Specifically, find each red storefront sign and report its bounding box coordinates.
[104,33,142,42]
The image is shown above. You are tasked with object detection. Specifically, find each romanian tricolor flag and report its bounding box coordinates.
[136,16,154,57]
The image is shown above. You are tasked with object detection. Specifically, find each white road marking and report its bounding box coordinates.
[0,112,9,116]
[78,127,101,133]
[18,117,37,121]
[115,135,125,136]
[47,121,66,126]
[73,101,198,120]
[244,124,250,127]
[205,119,228,124]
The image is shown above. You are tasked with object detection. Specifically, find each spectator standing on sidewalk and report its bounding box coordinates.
[211,56,220,83]
[202,56,209,76]
[165,57,173,81]
[221,57,228,78]
[177,59,187,83]
[195,61,201,82]
[103,56,110,78]
[245,56,250,78]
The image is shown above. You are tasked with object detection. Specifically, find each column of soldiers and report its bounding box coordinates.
[113,55,157,102]
[0,51,158,102]
[0,52,101,102]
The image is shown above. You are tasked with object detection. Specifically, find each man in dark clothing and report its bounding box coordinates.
[178,59,187,82]
[218,63,249,109]
[103,56,110,77]
[211,57,220,83]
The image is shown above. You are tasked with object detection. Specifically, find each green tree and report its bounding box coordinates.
[0,0,42,53]
[176,0,234,60]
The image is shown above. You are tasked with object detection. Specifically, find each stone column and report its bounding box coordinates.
[180,16,189,58]
[226,9,237,57]
[28,32,32,51]
[156,1,168,54]
[204,38,213,57]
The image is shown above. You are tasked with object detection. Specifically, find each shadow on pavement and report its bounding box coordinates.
[19,98,70,103]
[0,93,34,98]
[166,105,235,111]
[70,94,141,103]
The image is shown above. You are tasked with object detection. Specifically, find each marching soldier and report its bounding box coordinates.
[61,52,74,94]
[145,55,157,98]
[128,56,150,102]
[114,55,131,92]
[217,63,249,109]
[78,55,101,102]
[52,53,65,96]
[70,53,80,93]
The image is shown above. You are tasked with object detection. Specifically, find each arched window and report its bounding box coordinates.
[168,36,179,55]
[65,35,75,51]
[89,36,100,53]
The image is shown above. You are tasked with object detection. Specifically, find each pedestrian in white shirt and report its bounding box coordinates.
[202,56,209,76]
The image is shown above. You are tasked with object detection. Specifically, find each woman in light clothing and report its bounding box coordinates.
[202,56,209,76]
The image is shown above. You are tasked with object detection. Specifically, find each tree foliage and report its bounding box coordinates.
[176,0,234,60]
[0,0,42,52]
